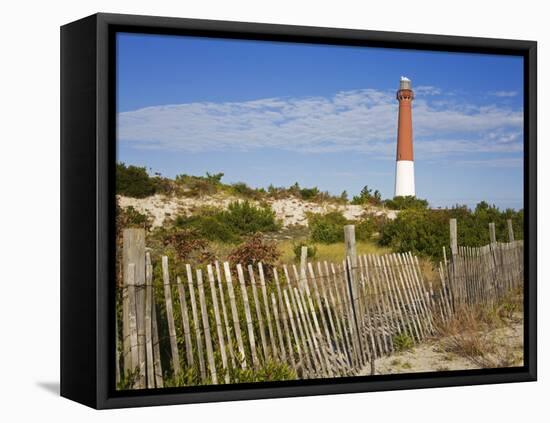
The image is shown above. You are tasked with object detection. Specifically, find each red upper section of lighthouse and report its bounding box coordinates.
[396,87,414,161]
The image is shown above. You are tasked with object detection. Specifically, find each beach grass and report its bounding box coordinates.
[277,239,391,264]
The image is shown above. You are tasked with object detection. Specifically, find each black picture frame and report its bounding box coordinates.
[60,12,537,409]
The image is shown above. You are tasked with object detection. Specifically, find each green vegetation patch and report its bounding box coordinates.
[308,211,381,244]
[393,332,414,352]
[116,163,157,198]
[384,195,429,210]
[351,185,382,206]
[378,201,523,260]
[174,201,280,243]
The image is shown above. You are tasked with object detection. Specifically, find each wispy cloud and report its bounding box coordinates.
[414,85,442,95]
[457,158,523,168]
[118,88,523,158]
[489,90,518,97]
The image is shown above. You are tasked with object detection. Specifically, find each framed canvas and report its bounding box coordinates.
[60,13,537,409]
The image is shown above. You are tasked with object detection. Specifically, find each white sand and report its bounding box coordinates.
[360,321,523,376]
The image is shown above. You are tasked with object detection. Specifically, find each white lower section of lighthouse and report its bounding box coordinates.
[394,160,415,197]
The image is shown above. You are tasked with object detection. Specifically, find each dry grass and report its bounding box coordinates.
[417,258,440,288]
[277,240,391,264]
[205,238,391,267]
[434,288,524,369]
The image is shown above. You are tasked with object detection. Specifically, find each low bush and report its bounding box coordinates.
[174,208,238,242]
[174,201,280,243]
[378,202,524,260]
[378,208,448,259]
[228,233,281,268]
[231,182,262,199]
[162,229,214,263]
[351,185,382,206]
[384,196,429,210]
[116,162,156,198]
[355,217,377,241]
[299,187,320,201]
[308,211,377,244]
[116,204,152,231]
[222,201,280,235]
[175,172,224,197]
[308,211,348,243]
[393,332,414,352]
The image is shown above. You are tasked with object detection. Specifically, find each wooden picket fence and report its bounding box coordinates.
[436,240,524,320]
[116,221,524,389]
[433,218,525,322]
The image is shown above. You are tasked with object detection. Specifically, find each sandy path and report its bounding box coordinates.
[360,321,523,376]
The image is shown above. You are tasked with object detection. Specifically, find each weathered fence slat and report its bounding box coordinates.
[197,269,218,384]
[176,276,194,368]
[237,264,258,367]
[207,265,229,384]
[224,262,247,369]
[162,256,181,378]
[270,292,292,371]
[151,299,163,388]
[144,254,155,388]
[259,263,279,361]
[186,263,206,380]
[126,263,139,384]
[283,289,304,375]
[273,268,295,369]
[215,261,235,367]
[249,265,268,362]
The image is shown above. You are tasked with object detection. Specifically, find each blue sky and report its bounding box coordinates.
[116,33,524,210]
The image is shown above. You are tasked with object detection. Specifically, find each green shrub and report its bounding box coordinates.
[355,218,376,241]
[174,210,238,243]
[222,201,280,235]
[231,182,263,199]
[299,187,320,201]
[308,211,348,243]
[175,172,224,197]
[378,203,524,260]
[351,185,382,205]
[378,208,448,259]
[116,204,152,231]
[174,201,279,243]
[116,162,156,198]
[393,332,414,352]
[384,196,429,210]
[308,211,378,244]
[151,175,177,195]
[339,190,349,203]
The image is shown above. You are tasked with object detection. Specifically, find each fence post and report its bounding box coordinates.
[507,219,515,242]
[343,225,365,364]
[300,246,308,291]
[489,222,496,244]
[449,219,458,256]
[122,228,146,388]
[449,219,458,309]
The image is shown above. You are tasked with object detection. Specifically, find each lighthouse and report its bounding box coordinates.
[394,76,415,197]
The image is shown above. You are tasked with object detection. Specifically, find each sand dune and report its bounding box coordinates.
[118,194,398,228]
